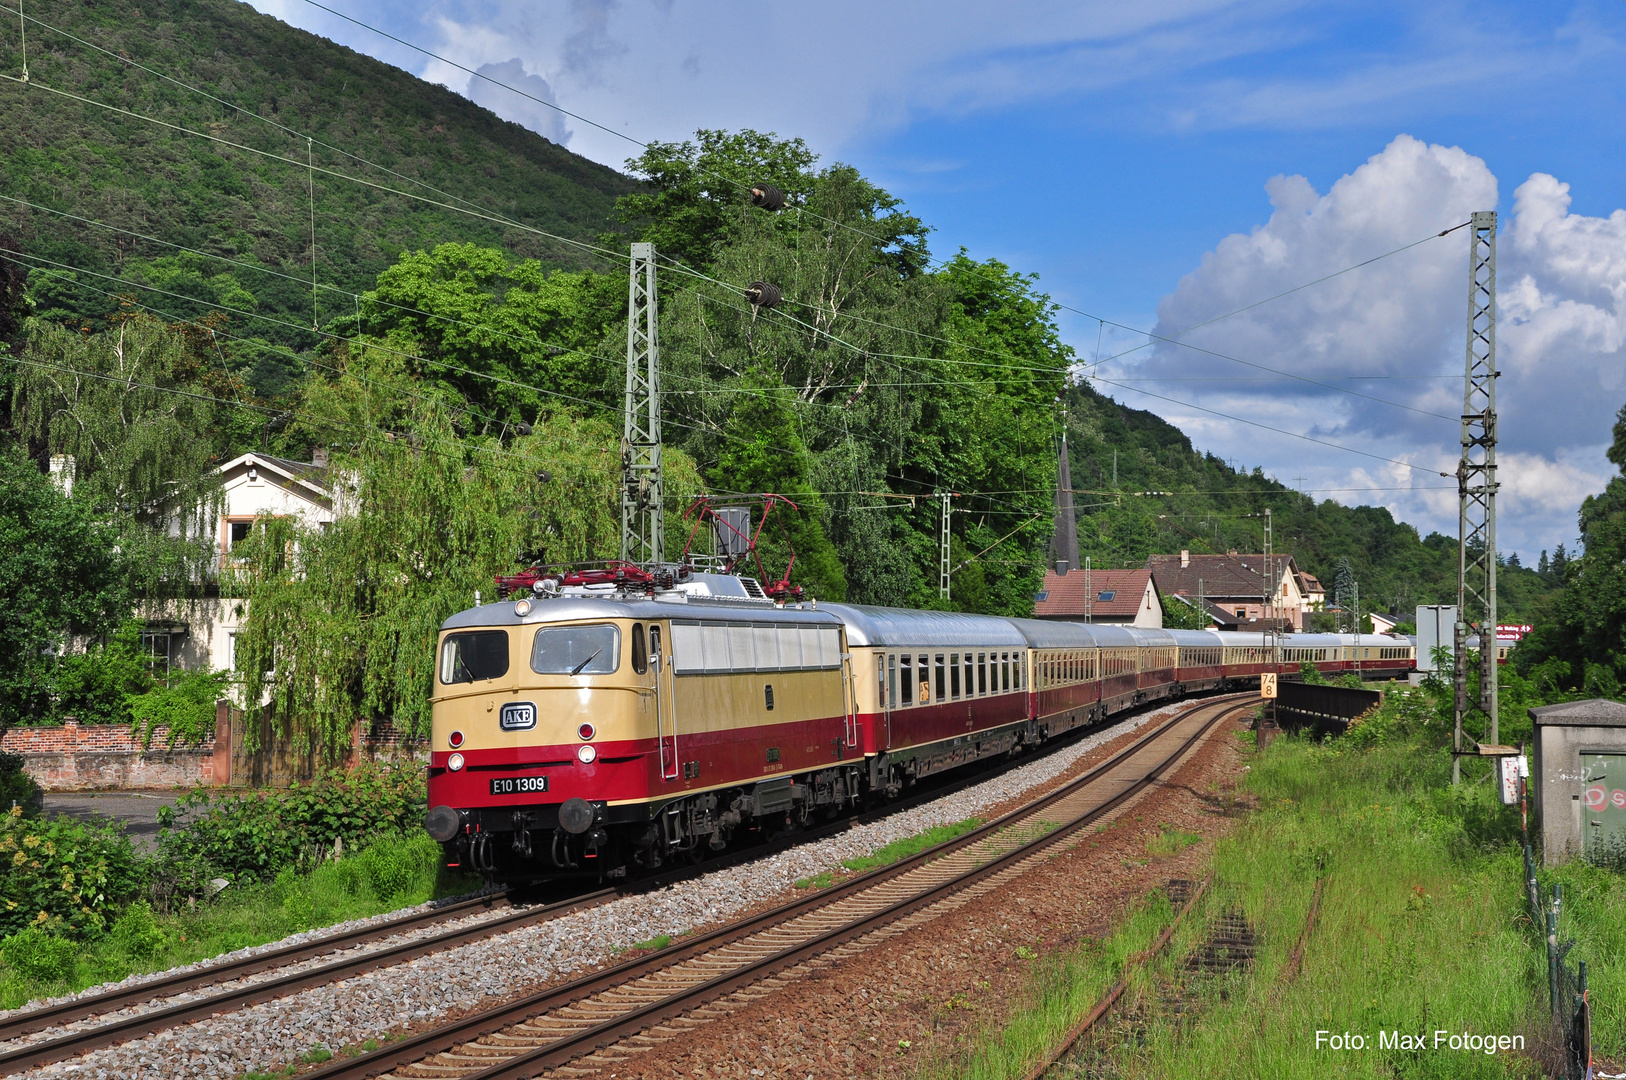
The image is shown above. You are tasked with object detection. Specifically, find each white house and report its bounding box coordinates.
[141,451,335,675]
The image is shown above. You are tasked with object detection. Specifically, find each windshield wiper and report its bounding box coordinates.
[570,649,603,676]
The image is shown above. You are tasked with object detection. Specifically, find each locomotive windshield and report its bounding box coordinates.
[531,624,621,676]
[440,630,510,684]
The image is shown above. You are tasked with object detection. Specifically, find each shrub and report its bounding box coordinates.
[155,760,426,889]
[110,900,167,959]
[0,804,143,938]
[0,927,77,982]
[127,667,230,747]
[356,832,437,902]
[51,620,153,726]
[0,751,41,815]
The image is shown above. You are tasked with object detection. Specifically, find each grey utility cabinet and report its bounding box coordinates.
[1530,698,1626,865]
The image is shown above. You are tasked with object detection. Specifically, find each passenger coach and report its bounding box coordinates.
[424,573,1415,881]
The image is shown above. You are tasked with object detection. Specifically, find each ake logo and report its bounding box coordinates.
[500,701,538,731]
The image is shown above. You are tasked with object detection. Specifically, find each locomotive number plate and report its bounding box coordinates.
[489,776,548,795]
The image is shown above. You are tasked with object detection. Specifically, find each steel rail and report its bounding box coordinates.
[0,692,1211,1071]
[0,890,618,1076]
[0,891,520,1043]
[1020,875,1213,1080]
[304,695,1245,1080]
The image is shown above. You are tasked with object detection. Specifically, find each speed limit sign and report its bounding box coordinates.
[1260,673,1278,699]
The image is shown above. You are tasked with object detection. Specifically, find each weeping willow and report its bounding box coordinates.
[231,345,700,758]
[11,316,231,593]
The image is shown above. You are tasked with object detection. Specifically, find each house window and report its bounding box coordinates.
[140,627,186,675]
[1097,591,1116,602]
[230,521,253,548]
[1236,609,1247,619]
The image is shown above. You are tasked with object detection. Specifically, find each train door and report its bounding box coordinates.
[650,624,679,781]
[878,652,894,751]
[841,644,859,751]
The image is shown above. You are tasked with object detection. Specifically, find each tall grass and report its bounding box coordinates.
[930,736,1622,1079]
[0,831,473,1010]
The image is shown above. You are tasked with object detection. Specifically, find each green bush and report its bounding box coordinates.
[357,836,421,901]
[155,760,427,889]
[51,620,153,726]
[0,804,143,938]
[0,926,77,982]
[110,900,167,959]
[0,750,41,815]
[127,667,230,747]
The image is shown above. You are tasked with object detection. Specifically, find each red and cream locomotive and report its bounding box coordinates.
[423,565,1412,881]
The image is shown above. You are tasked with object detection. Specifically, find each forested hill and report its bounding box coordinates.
[0,0,634,386]
[1061,380,1558,622]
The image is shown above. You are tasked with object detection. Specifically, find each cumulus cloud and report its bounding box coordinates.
[465,58,572,146]
[1108,135,1626,560]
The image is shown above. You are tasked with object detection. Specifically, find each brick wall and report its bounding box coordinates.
[3,707,426,792]
[1,719,219,791]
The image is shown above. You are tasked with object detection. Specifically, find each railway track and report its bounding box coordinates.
[299,695,1244,1080]
[0,695,1220,1076]
[0,889,619,1076]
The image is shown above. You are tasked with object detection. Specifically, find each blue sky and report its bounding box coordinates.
[253,0,1626,562]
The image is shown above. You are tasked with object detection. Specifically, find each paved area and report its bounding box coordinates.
[42,791,188,851]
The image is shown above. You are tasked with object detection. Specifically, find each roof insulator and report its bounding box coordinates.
[749,184,787,211]
[745,281,782,309]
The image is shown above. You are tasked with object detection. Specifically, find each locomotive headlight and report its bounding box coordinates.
[448,730,465,749]
[576,744,597,764]
[448,753,465,772]
[578,723,595,740]
[514,599,532,617]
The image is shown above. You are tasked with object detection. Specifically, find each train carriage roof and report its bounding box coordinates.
[441,596,845,632]
[1164,629,1228,647]
[1276,633,1346,648]
[1002,617,1107,648]
[821,604,1029,648]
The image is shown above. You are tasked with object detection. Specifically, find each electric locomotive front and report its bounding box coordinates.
[423,588,864,880]
[424,597,662,877]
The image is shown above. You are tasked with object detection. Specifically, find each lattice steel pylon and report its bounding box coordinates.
[938,492,952,600]
[1455,211,1499,775]
[621,242,664,568]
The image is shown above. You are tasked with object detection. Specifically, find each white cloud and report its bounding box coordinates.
[1115,135,1626,560]
[466,59,572,146]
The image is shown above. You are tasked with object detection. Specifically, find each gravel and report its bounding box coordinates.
[11,706,1179,1080]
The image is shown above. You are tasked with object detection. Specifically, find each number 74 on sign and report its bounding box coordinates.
[1260,673,1278,699]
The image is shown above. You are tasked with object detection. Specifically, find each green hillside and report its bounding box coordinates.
[1060,379,1557,621]
[0,0,1556,630]
[0,0,633,389]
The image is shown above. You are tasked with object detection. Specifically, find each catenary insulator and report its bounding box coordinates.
[749,184,787,211]
[745,281,782,309]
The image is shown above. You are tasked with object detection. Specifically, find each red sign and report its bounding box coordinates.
[1496,624,1533,640]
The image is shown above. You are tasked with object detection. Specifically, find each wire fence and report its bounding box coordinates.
[1522,787,1592,1080]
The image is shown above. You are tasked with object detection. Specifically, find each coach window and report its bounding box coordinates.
[949,653,961,699]
[964,654,974,698]
[977,653,987,695]
[632,624,647,674]
[888,654,898,708]
[900,655,913,706]
[918,655,930,703]
[935,654,947,702]
[999,653,1008,691]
